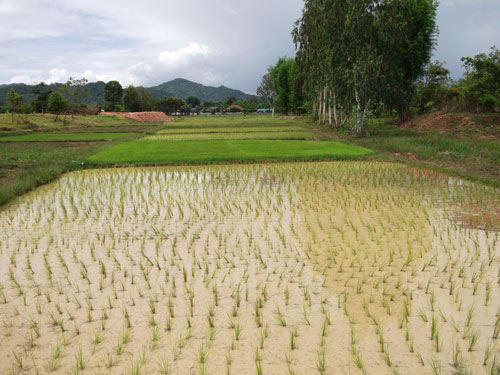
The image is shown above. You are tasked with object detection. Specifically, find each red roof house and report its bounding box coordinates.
[226,104,244,111]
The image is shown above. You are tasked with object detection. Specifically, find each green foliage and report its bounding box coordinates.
[461,46,500,111]
[156,97,186,115]
[256,72,275,112]
[123,86,142,112]
[273,58,294,114]
[259,58,303,115]
[0,79,249,110]
[415,61,451,113]
[6,89,24,117]
[31,83,52,113]
[60,77,89,111]
[293,0,439,133]
[186,96,201,108]
[104,81,123,111]
[47,91,68,120]
[413,47,500,113]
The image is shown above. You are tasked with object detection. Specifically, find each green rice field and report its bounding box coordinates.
[89,139,371,164]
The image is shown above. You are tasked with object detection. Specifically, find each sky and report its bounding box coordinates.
[0,0,499,94]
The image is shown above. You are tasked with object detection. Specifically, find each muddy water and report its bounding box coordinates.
[0,162,498,375]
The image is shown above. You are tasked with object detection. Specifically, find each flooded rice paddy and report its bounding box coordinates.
[0,161,499,375]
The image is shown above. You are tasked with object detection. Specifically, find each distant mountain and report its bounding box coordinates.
[148,78,251,102]
[0,78,251,106]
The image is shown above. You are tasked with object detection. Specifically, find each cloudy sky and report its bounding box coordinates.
[0,0,499,94]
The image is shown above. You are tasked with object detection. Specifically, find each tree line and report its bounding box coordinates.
[257,1,499,136]
[2,79,266,122]
[290,0,439,135]
[416,47,500,114]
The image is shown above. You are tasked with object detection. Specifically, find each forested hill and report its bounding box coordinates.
[0,78,251,105]
[148,78,251,101]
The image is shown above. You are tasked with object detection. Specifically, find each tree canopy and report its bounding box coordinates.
[104,81,123,111]
[257,58,304,116]
[461,46,500,111]
[292,0,438,134]
[186,96,201,108]
[47,91,68,121]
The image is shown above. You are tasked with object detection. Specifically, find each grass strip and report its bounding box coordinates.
[157,126,305,134]
[88,139,373,165]
[0,132,134,142]
[144,131,316,141]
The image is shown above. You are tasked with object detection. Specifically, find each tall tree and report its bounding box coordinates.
[256,72,276,116]
[293,0,438,135]
[104,81,123,111]
[461,46,500,111]
[157,97,185,115]
[136,87,156,111]
[186,96,201,108]
[416,61,450,113]
[32,82,52,113]
[47,91,68,122]
[123,86,142,112]
[6,89,24,122]
[272,57,295,115]
[60,77,89,114]
[258,57,297,115]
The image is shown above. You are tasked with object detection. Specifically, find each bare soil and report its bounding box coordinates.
[101,112,174,123]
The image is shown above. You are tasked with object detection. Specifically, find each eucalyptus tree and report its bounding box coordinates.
[257,72,276,116]
[293,0,438,135]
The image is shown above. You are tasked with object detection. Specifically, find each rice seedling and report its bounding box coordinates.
[468,330,480,351]
[74,346,86,372]
[0,160,497,374]
[234,322,242,340]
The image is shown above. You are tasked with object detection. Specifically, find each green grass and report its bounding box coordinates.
[89,140,373,164]
[0,142,106,207]
[167,114,302,128]
[313,114,500,187]
[144,131,316,141]
[0,133,134,142]
[359,135,473,160]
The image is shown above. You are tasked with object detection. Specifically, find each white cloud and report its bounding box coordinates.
[9,74,38,84]
[46,68,69,84]
[158,43,211,68]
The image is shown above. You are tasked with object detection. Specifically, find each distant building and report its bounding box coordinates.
[226,104,244,112]
[256,108,270,113]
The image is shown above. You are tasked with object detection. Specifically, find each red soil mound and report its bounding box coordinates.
[101,112,173,123]
[402,112,500,135]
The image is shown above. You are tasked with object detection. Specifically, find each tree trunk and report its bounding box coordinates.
[398,105,410,125]
[322,87,327,124]
[333,90,338,128]
[317,90,322,123]
[328,89,333,128]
